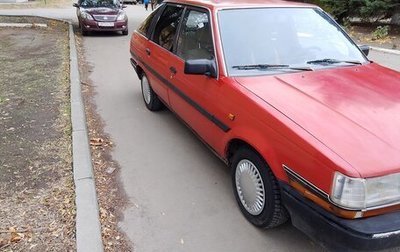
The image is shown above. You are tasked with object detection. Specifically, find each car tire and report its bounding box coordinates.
[122,29,128,36]
[231,147,288,229]
[81,26,88,36]
[141,73,163,111]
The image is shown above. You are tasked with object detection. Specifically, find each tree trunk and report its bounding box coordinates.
[391,7,400,25]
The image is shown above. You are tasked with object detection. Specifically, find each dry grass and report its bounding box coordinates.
[0,18,75,251]
[347,24,400,50]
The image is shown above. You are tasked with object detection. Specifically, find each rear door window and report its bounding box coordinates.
[152,4,184,52]
[138,10,158,38]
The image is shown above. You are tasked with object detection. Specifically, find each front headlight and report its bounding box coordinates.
[116,12,127,21]
[366,174,400,207]
[331,172,400,210]
[81,11,94,20]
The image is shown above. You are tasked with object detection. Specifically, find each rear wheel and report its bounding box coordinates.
[122,29,128,35]
[231,147,288,228]
[141,73,163,111]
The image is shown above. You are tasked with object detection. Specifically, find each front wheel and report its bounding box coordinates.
[80,25,88,36]
[122,29,128,36]
[231,147,288,229]
[141,73,163,111]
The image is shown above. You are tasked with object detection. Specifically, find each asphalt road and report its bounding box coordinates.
[1,5,399,252]
[81,5,400,252]
[369,49,400,71]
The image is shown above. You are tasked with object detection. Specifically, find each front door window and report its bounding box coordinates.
[176,9,214,60]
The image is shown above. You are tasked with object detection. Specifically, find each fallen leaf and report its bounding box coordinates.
[90,138,104,146]
[106,167,116,174]
[10,231,23,243]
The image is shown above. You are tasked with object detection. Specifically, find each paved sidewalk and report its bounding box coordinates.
[0,7,76,21]
[369,47,400,71]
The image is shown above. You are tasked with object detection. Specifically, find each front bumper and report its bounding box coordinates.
[281,183,400,251]
[81,20,127,32]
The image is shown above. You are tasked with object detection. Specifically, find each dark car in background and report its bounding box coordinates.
[73,0,128,36]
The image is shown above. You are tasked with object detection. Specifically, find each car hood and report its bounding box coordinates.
[234,63,400,177]
[83,7,120,15]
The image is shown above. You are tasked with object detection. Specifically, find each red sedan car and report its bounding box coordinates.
[130,0,400,250]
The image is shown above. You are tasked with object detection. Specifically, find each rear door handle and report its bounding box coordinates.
[169,66,177,74]
[145,48,151,56]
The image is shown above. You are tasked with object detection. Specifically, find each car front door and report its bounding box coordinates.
[168,7,230,150]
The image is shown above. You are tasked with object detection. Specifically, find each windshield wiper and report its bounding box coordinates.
[232,64,313,71]
[306,59,362,65]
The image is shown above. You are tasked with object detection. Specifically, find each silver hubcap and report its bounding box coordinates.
[142,76,151,105]
[235,159,265,215]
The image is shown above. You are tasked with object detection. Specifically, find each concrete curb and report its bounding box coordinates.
[370,46,400,55]
[69,24,104,252]
[0,22,47,27]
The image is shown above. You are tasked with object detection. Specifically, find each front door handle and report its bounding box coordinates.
[169,66,177,75]
[145,48,151,56]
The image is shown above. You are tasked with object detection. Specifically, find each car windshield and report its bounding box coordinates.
[218,8,368,76]
[80,0,119,8]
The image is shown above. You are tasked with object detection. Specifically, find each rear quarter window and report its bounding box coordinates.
[138,8,160,37]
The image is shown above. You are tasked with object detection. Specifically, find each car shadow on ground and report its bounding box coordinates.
[84,30,126,37]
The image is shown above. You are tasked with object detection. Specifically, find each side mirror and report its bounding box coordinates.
[359,45,370,56]
[184,59,217,78]
[73,3,79,7]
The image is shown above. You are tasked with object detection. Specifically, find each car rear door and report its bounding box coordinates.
[131,8,170,103]
[144,4,185,105]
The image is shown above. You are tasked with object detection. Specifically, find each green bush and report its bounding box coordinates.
[299,0,400,24]
[372,25,390,39]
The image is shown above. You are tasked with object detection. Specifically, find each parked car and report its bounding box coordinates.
[73,0,128,36]
[129,0,400,250]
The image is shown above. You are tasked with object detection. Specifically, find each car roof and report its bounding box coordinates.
[164,0,317,9]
